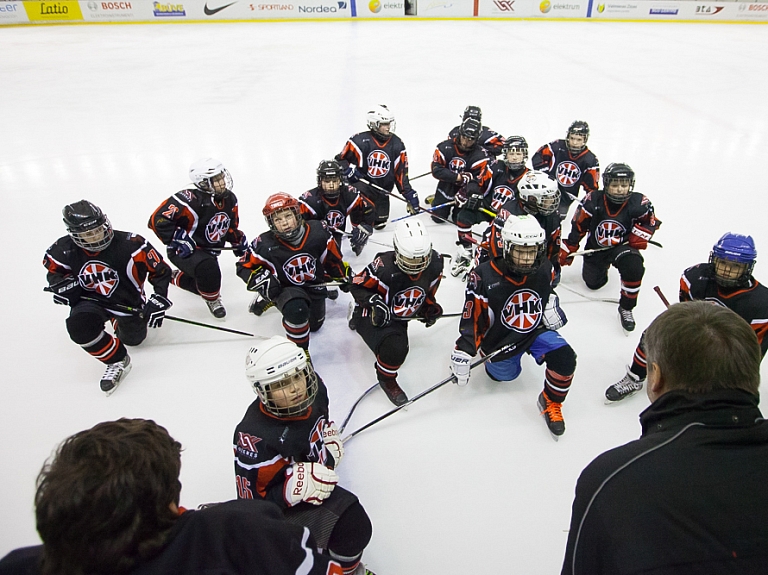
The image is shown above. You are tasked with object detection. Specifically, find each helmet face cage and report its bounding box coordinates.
[255,364,319,417]
[63,201,114,251]
[366,105,396,139]
[602,163,635,204]
[190,159,233,199]
[457,118,481,152]
[504,241,546,275]
[501,215,546,275]
[566,121,590,154]
[463,105,482,123]
[263,194,304,242]
[709,233,757,288]
[316,160,344,199]
[502,136,529,170]
[394,247,432,275]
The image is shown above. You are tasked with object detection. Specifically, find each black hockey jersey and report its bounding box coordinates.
[236,221,347,289]
[680,263,768,356]
[234,378,336,508]
[0,499,341,575]
[431,139,492,200]
[349,250,444,320]
[564,191,659,251]
[43,231,171,315]
[448,124,505,157]
[456,258,555,357]
[487,163,530,214]
[336,131,413,195]
[532,139,599,201]
[148,188,243,251]
[299,185,374,233]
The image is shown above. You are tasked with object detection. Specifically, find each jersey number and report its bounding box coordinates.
[235,475,253,499]
[162,204,179,219]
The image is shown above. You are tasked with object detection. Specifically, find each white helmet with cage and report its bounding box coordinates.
[244,336,318,417]
[189,157,233,198]
[501,214,546,275]
[516,170,561,216]
[366,105,396,138]
[393,220,432,275]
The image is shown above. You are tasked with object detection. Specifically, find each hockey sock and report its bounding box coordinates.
[620,279,642,310]
[81,331,127,364]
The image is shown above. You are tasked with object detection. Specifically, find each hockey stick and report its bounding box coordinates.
[340,232,393,250]
[653,285,671,308]
[338,383,379,434]
[341,338,529,443]
[559,283,620,305]
[390,200,455,223]
[409,171,432,181]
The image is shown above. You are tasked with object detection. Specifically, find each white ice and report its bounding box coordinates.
[1,19,768,574]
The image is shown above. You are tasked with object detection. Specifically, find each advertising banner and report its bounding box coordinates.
[191,0,351,19]
[477,0,589,18]
[358,0,407,17]
[414,0,474,17]
[23,0,83,21]
[0,1,28,23]
[589,1,768,21]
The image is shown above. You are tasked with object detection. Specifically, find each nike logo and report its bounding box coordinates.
[204,1,237,15]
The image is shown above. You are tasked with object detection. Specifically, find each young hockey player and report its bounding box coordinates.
[44,200,172,394]
[559,162,660,333]
[300,159,375,257]
[236,193,349,351]
[336,105,419,229]
[348,220,444,406]
[451,214,577,437]
[148,158,247,319]
[532,120,599,218]
[235,336,375,575]
[605,232,768,402]
[447,105,505,157]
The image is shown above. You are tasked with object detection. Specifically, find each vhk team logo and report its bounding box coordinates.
[595,220,626,247]
[449,157,467,173]
[392,287,426,318]
[79,261,120,296]
[325,210,345,230]
[283,254,317,285]
[501,290,542,332]
[491,186,515,212]
[556,161,582,187]
[206,212,231,243]
[367,150,391,178]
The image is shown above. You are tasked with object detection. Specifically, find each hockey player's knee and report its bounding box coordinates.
[282,298,310,325]
[327,501,373,558]
[617,256,645,282]
[66,312,105,345]
[377,333,408,366]
[194,257,222,292]
[544,344,577,376]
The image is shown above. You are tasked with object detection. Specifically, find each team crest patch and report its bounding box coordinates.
[500,290,542,332]
[236,432,262,458]
[491,186,515,212]
[206,212,231,243]
[283,254,317,285]
[367,150,391,178]
[556,161,582,187]
[325,210,345,230]
[595,220,626,247]
[392,287,426,318]
[79,261,119,297]
[307,418,328,465]
[449,157,467,173]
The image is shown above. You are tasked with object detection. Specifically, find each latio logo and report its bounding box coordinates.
[494,0,515,10]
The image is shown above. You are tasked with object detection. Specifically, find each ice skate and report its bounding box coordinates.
[379,378,408,407]
[605,368,645,403]
[205,296,226,318]
[350,564,377,575]
[537,391,565,439]
[347,301,360,331]
[618,305,635,333]
[450,244,473,281]
[327,287,339,300]
[100,355,132,396]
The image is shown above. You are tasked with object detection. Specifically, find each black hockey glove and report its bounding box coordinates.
[231,230,248,258]
[143,294,172,329]
[368,294,391,328]
[404,188,420,215]
[246,267,281,301]
[168,228,196,259]
[249,294,275,317]
[344,164,361,184]
[465,193,484,212]
[48,277,81,306]
[419,302,443,328]
[350,224,372,256]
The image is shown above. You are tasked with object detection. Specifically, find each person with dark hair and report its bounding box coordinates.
[0,418,341,575]
[562,301,768,575]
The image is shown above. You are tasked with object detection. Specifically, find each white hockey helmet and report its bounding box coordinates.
[366,105,396,139]
[517,170,561,216]
[501,214,546,275]
[244,336,318,417]
[189,157,233,198]
[393,220,432,275]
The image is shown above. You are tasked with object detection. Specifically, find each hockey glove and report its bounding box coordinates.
[49,277,82,306]
[231,230,248,258]
[628,224,653,250]
[322,421,344,468]
[558,242,578,267]
[368,294,391,328]
[457,172,474,185]
[420,302,443,328]
[143,293,173,329]
[283,462,338,507]
[465,193,484,212]
[246,267,281,301]
[542,292,567,330]
[350,224,372,256]
[249,294,275,317]
[344,164,361,184]
[404,188,420,215]
[450,349,472,386]
[168,228,196,259]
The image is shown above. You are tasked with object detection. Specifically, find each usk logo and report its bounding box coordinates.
[595,220,626,247]
[392,286,426,318]
[501,290,542,332]
[556,161,582,187]
[206,212,231,243]
[79,261,120,296]
[283,254,317,285]
[367,150,391,178]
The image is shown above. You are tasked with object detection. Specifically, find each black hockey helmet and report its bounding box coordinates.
[63,200,114,251]
[566,120,590,154]
[501,135,529,170]
[462,105,482,123]
[456,118,481,152]
[316,160,344,199]
[602,162,635,204]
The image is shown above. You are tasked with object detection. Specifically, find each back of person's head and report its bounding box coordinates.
[35,418,183,575]
[644,301,761,396]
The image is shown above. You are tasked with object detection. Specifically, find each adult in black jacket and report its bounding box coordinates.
[562,301,768,575]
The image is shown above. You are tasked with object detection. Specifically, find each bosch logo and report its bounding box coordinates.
[501,290,542,332]
[367,150,391,178]
[595,220,626,247]
[79,261,120,296]
[449,157,467,173]
[283,254,317,285]
[205,212,231,243]
[491,185,515,212]
[556,161,582,187]
[392,287,426,318]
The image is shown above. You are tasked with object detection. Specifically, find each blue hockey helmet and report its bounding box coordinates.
[709,233,757,288]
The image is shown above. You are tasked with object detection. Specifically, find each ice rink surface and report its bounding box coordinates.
[2,17,768,573]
